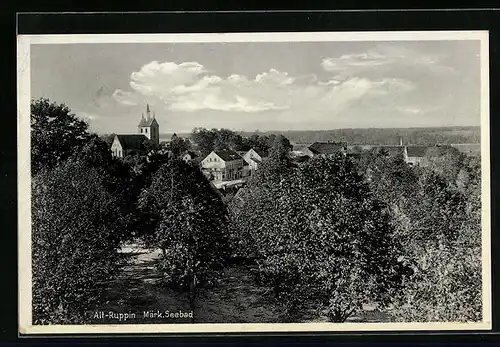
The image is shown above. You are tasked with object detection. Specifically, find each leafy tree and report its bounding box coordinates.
[389,155,481,322]
[391,238,481,322]
[405,170,467,246]
[137,159,230,315]
[425,146,464,184]
[100,133,116,147]
[231,154,406,321]
[169,133,190,156]
[31,98,94,175]
[32,156,123,324]
[191,127,217,155]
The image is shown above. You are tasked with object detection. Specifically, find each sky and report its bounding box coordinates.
[30,40,481,135]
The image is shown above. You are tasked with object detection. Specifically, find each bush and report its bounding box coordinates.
[32,159,122,324]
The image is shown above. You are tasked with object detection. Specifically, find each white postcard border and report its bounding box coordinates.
[17,30,492,335]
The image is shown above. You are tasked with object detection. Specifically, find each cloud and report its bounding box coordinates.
[76,111,101,121]
[113,60,416,115]
[321,44,455,76]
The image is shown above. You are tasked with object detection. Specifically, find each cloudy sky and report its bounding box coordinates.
[31,40,481,135]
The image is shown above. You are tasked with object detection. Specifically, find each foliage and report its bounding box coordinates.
[169,133,191,156]
[425,146,465,185]
[390,241,482,322]
[358,147,483,322]
[191,127,292,156]
[230,153,406,321]
[31,98,94,175]
[32,157,123,324]
[137,159,230,310]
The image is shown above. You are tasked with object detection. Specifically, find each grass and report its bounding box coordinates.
[88,245,393,324]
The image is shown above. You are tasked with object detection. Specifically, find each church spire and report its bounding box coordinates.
[146,103,151,119]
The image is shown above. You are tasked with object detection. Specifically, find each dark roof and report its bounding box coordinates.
[116,134,149,151]
[377,145,405,156]
[214,150,242,162]
[308,142,345,155]
[406,146,429,158]
[138,116,158,127]
[252,148,269,158]
[183,150,198,158]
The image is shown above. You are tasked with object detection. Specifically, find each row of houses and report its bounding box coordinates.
[200,148,268,182]
[110,106,435,188]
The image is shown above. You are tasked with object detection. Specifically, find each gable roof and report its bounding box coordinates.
[251,147,269,158]
[116,134,149,151]
[374,145,406,156]
[214,150,242,162]
[406,146,429,158]
[308,142,345,155]
[138,116,158,127]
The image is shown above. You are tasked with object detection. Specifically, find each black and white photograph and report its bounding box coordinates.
[17,31,491,334]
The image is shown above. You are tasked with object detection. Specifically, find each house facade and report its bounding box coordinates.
[201,150,244,181]
[243,148,268,175]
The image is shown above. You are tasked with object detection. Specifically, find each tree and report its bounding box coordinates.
[137,159,230,316]
[425,146,464,185]
[389,155,481,322]
[31,98,94,175]
[32,156,123,324]
[230,154,406,321]
[169,133,190,156]
[191,128,217,155]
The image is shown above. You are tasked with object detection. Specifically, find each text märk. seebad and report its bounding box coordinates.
[143,310,194,319]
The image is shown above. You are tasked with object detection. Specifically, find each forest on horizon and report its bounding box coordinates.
[159,126,481,146]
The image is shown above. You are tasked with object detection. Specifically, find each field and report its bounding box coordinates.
[88,244,393,324]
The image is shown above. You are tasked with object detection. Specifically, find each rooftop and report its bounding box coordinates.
[115,134,149,151]
[214,150,243,162]
[308,142,346,155]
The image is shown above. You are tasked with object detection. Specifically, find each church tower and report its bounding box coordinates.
[138,104,160,145]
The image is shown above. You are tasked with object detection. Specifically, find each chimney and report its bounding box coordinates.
[399,137,403,146]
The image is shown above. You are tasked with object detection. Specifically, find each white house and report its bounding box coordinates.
[243,148,269,176]
[201,150,244,181]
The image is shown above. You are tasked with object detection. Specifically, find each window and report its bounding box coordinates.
[145,128,148,134]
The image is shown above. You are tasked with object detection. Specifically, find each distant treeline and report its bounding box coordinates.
[161,126,480,146]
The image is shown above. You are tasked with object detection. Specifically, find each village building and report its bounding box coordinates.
[111,104,159,158]
[404,145,430,166]
[243,148,269,176]
[200,150,244,181]
[111,134,149,158]
[303,141,347,157]
[181,150,199,163]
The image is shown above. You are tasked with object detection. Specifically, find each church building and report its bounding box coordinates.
[111,104,160,158]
